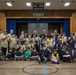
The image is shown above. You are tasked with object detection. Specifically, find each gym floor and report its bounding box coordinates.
[0,61,76,75]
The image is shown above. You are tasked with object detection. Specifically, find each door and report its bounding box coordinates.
[16,23,28,37]
[48,23,63,35]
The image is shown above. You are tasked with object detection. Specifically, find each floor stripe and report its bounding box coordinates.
[42,63,47,75]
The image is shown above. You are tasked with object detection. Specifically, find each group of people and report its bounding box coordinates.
[0,28,76,64]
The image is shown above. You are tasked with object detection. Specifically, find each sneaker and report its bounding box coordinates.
[44,60,47,63]
[38,60,41,64]
[57,61,60,64]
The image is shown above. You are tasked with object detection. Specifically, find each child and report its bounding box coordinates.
[61,42,67,60]
[34,41,40,53]
[24,47,32,60]
[51,50,60,64]
[15,48,23,60]
[62,50,71,62]
[43,46,51,61]
[39,46,47,63]
[31,48,40,62]
[47,35,53,48]
[6,48,14,60]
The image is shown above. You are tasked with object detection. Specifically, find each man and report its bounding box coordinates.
[54,30,59,40]
[62,33,67,43]
[32,29,38,37]
[8,29,15,38]
[7,29,15,52]
[41,29,47,39]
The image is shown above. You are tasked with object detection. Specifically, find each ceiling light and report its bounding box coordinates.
[26,2,31,6]
[45,2,51,6]
[6,2,12,6]
[64,2,70,6]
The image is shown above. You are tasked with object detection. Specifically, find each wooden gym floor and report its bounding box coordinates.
[0,61,76,75]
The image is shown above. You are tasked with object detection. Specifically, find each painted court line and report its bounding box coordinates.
[42,63,47,75]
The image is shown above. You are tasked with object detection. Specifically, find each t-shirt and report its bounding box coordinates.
[43,49,50,58]
[31,51,38,56]
[52,53,59,57]
[15,52,23,56]
[47,38,53,47]
[24,50,31,58]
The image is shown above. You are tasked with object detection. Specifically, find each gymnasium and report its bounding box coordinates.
[0,0,76,75]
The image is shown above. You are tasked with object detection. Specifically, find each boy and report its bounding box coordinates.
[43,46,51,61]
[39,46,47,63]
[15,48,23,60]
[31,48,40,62]
[6,48,14,60]
[61,42,67,60]
[24,47,32,60]
[34,41,40,52]
[62,50,71,62]
[51,50,60,64]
